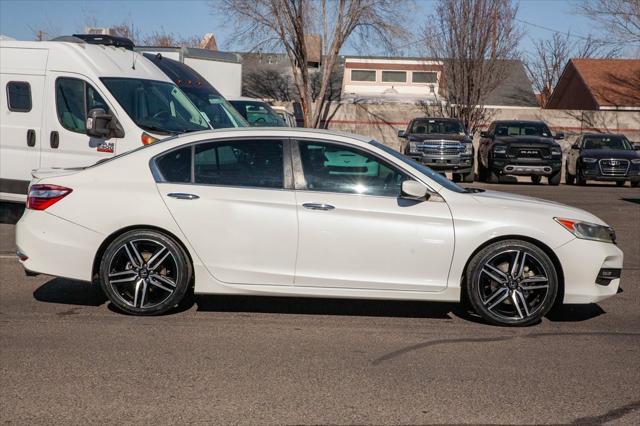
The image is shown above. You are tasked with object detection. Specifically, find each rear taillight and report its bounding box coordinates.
[26,184,72,210]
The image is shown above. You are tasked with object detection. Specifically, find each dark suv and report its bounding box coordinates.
[566,133,640,187]
[478,120,564,185]
[398,117,474,182]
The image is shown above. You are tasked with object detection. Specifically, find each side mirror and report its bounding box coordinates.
[86,108,124,139]
[633,143,640,150]
[397,130,407,138]
[480,131,488,138]
[401,180,429,201]
[571,142,580,150]
[554,132,565,140]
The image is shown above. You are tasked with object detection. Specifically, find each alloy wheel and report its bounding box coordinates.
[107,239,179,309]
[476,249,550,322]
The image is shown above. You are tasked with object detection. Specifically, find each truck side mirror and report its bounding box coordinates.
[634,143,640,151]
[397,130,407,138]
[86,108,124,139]
[554,132,565,140]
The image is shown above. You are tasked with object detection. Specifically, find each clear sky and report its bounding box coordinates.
[0,0,610,56]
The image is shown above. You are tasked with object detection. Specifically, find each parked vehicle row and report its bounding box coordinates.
[15,128,623,326]
[399,118,640,187]
[0,34,294,202]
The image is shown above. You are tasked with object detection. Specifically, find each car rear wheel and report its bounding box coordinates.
[466,240,558,326]
[99,230,192,315]
[548,170,561,186]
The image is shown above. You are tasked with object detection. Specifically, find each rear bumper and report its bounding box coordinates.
[16,210,103,282]
[555,238,623,304]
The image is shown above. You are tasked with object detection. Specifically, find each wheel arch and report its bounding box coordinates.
[91,224,195,280]
[460,234,565,305]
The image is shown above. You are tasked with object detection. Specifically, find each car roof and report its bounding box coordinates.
[143,53,222,95]
[412,117,461,121]
[165,127,372,144]
[492,120,548,125]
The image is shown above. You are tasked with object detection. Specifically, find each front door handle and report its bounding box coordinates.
[50,131,59,149]
[302,203,335,211]
[167,193,199,200]
[27,129,36,147]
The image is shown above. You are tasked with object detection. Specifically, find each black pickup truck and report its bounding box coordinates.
[398,117,474,182]
[566,133,640,187]
[477,120,564,185]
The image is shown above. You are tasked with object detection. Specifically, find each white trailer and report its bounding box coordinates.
[135,47,242,98]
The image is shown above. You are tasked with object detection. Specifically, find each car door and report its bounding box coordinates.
[157,138,298,285]
[0,76,44,194]
[292,139,454,292]
[41,74,119,169]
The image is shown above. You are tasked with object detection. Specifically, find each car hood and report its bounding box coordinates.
[494,136,556,146]
[471,189,606,225]
[409,133,470,143]
[580,149,640,160]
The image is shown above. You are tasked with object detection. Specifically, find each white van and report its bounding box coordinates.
[0,34,211,202]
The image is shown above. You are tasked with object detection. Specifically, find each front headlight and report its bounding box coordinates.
[551,146,562,155]
[464,143,473,155]
[409,142,418,153]
[555,218,616,244]
[582,157,597,163]
[493,145,507,154]
[631,158,640,164]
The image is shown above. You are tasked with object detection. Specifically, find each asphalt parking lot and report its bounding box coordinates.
[1,181,639,425]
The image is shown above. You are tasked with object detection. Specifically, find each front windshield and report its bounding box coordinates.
[411,119,464,134]
[370,140,467,194]
[229,100,286,127]
[494,123,551,137]
[583,135,633,150]
[180,87,248,129]
[101,78,210,135]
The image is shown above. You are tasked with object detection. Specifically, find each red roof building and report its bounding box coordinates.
[546,59,640,111]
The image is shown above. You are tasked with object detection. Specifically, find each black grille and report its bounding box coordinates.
[599,159,629,176]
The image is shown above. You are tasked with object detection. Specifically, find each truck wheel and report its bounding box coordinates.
[463,170,474,183]
[453,173,462,183]
[531,175,542,185]
[488,168,500,183]
[548,170,561,186]
[478,163,486,182]
[565,164,575,185]
[631,180,639,188]
[616,180,626,187]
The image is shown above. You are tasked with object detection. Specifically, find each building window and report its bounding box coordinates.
[350,70,376,82]
[412,72,438,84]
[6,82,32,112]
[381,71,407,83]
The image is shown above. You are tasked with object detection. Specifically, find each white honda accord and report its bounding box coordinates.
[16,128,623,326]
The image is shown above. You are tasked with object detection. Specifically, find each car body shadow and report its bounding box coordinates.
[33,278,606,324]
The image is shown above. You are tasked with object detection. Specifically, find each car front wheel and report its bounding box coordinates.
[466,240,558,326]
[99,229,192,315]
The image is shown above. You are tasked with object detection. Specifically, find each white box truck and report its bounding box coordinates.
[135,46,242,98]
[0,34,211,202]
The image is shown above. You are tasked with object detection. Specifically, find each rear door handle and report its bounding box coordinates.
[167,193,199,200]
[27,129,36,147]
[302,203,335,211]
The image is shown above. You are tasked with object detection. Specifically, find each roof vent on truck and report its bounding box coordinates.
[51,34,135,50]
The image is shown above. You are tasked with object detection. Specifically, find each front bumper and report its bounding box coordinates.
[555,237,623,304]
[492,158,562,176]
[408,154,474,172]
[581,160,640,181]
[16,209,103,282]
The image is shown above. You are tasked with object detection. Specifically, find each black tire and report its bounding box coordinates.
[465,239,558,326]
[530,175,542,185]
[99,229,192,315]
[487,167,500,183]
[548,170,561,186]
[631,180,639,188]
[576,166,587,186]
[616,180,626,187]
[565,164,575,185]
[452,173,462,183]
[463,170,474,183]
[478,159,487,182]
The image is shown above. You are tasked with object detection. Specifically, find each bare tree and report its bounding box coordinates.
[142,29,201,48]
[423,0,522,133]
[220,0,407,128]
[525,33,620,107]
[576,0,640,52]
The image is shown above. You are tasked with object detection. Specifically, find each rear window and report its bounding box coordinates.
[6,81,32,112]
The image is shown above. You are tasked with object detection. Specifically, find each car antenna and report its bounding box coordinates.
[132,49,136,70]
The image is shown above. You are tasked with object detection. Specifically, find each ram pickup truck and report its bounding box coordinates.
[398,117,474,182]
[478,120,564,185]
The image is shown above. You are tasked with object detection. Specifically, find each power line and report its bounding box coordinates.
[515,18,626,45]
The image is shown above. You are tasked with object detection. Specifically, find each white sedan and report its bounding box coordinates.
[16,128,623,326]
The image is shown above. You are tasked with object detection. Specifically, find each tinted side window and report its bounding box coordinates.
[7,82,32,112]
[56,78,109,134]
[194,140,283,188]
[156,147,192,183]
[298,141,408,197]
